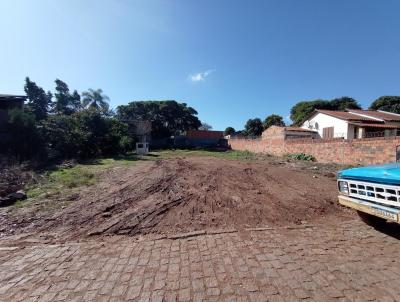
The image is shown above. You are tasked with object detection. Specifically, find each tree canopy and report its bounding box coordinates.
[6,108,44,162]
[263,114,285,129]
[53,79,81,115]
[290,97,361,126]
[24,77,52,121]
[224,127,235,136]
[329,97,361,110]
[199,122,213,131]
[4,77,134,162]
[116,100,201,138]
[82,88,110,114]
[369,96,400,113]
[41,109,132,159]
[244,118,263,137]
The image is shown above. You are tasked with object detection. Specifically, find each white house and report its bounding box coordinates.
[301,109,400,139]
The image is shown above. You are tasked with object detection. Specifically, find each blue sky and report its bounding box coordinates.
[1,0,400,130]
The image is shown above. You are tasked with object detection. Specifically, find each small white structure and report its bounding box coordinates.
[136,142,149,155]
[301,109,400,139]
[133,120,151,155]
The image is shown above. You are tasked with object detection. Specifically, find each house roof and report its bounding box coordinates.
[349,123,400,129]
[284,126,317,132]
[347,109,400,122]
[0,94,27,102]
[314,110,379,122]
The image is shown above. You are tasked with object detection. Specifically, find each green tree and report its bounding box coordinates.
[290,97,361,126]
[330,97,361,110]
[290,99,328,126]
[224,127,235,136]
[199,122,213,131]
[71,90,81,111]
[116,100,201,138]
[42,109,132,159]
[101,118,133,155]
[369,96,400,113]
[41,114,84,159]
[6,109,44,162]
[75,109,131,157]
[24,77,52,120]
[74,109,110,157]
[263,114,285,129]
[82,88,110,114]
[244,118,263,137]
[53,79,81,115]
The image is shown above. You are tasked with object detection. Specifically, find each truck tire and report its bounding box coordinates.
[357,211,386,228]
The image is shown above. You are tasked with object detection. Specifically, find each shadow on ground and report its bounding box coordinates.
[373,222,400,240]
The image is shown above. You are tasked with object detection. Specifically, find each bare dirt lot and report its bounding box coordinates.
[4,152,399,302]
[0,152,352,242]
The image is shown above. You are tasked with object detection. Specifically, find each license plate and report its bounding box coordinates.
[371,207,398,221]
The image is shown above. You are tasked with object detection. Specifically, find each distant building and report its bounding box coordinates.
[301,109,400,139]
[0,94,26,143]
[272,126,318,140]
[174,129,227,149]
[261,126,318,142]
[186,130,224,139]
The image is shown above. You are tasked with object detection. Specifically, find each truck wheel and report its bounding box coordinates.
[357,211,386,228]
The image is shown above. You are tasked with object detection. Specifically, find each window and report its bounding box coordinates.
[314,122,319,130]
[322,127,334,139]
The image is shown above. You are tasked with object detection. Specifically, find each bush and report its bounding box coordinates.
[285,153,316,162]
[100,118,133,156]
[40,109,133,160]
[74,109,133,157]
[6,109,46,162]
[41,114,84,159]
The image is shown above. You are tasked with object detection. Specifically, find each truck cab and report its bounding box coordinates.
[337,163,400,226]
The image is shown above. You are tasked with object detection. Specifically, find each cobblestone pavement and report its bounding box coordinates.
[1,219,400,301]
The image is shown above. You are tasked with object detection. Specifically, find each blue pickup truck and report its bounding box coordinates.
[337,163,400,226]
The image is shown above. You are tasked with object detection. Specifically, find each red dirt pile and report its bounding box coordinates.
[22,156,347,239]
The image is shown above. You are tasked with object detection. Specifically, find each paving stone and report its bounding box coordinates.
[207,287,221,296]
[2,220,400,301]
[178,288,191,301]
[192,279,205,292]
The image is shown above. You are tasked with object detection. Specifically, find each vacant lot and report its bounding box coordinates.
[0,150,352,243]
[4,151,400,301]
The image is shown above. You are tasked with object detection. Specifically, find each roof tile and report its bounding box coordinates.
[347,109,400,122]
[316,110,378,122]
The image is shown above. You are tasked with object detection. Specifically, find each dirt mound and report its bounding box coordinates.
[0,166,35,198]
[15,156,346,239]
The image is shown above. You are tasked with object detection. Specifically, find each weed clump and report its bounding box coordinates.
[285,153,316,162]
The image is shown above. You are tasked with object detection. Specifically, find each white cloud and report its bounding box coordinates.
[189,69,215,82]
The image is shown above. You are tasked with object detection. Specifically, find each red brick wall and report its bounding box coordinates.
[229,136,400,165]
[186,130,224,139]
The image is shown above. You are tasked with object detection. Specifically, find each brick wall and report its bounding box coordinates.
[229,136,400,165]
[186,130,224,139]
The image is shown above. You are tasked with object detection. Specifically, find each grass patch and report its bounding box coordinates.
[23,154,145,204]
[25,166,97,202]
[153,149,258,160]
[285,153,316,162]
[50,167,96,188]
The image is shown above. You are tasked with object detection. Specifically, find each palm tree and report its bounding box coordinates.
[82,89,110,113]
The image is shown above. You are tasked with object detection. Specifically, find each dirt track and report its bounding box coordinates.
[0,156,351,241]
